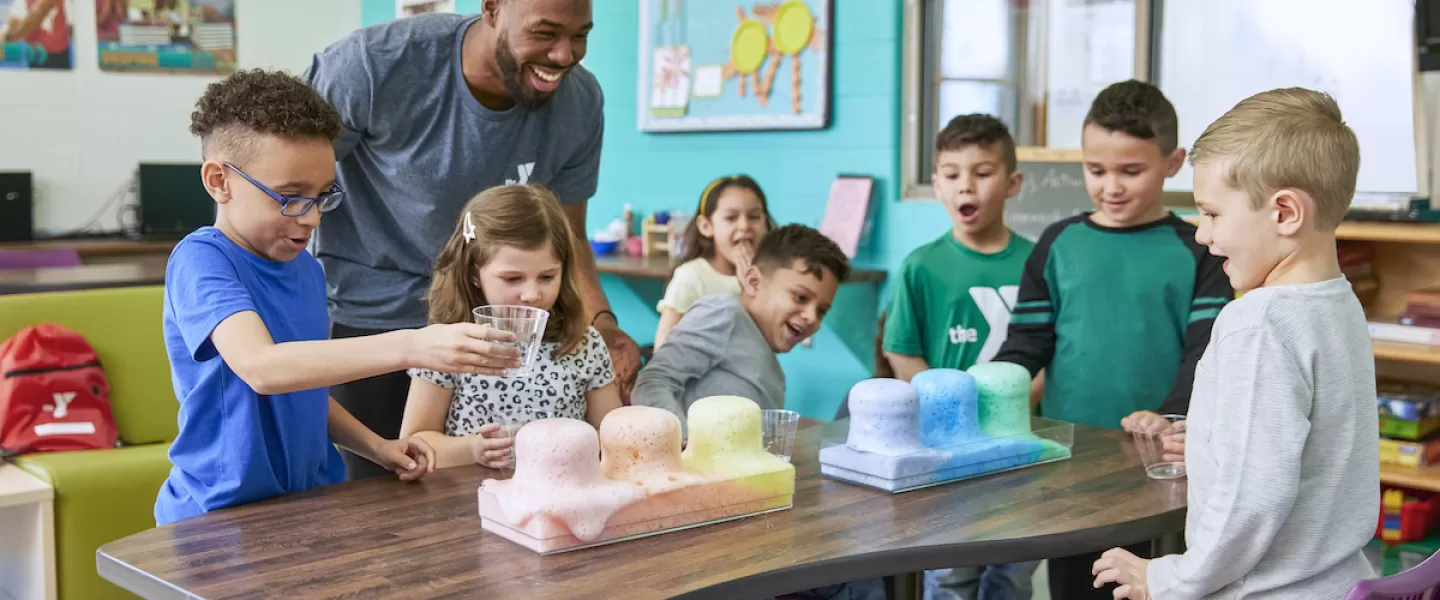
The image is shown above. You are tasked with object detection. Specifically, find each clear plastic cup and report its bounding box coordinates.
[762,409,801,462]
[1133,414,1186,480]
[492,407,549,472]
[472,305,550,377]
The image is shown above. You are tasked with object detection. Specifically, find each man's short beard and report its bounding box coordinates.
[495,31,546,110]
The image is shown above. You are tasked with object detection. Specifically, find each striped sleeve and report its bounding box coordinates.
[1157,223,1234,415]
[993,222,1067,377]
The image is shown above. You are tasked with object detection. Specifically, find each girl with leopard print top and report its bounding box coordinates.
[398,185,623,469]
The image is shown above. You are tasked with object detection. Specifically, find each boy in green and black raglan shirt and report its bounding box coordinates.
[992,80,1232,600]
[884,114,1041,600]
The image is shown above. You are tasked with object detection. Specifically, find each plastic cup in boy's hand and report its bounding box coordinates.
[472,305,550,377]
[409,322,521,376]
[1132,414,1186,480]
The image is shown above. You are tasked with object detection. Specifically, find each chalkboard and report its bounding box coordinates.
[1005,161,1091,242]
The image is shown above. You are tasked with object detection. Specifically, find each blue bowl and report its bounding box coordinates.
[654,211,671,225]
[591,239,619,256]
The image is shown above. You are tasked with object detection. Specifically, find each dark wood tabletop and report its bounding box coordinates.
[595,254,888,283]
[98,420,1186,600]
[0,261,167,294]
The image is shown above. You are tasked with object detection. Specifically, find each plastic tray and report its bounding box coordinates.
[479,469,794,554]
[819,417,1074,493]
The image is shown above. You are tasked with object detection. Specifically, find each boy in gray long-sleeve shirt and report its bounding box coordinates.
[632,225,850,432]
[1093,88,1378,599]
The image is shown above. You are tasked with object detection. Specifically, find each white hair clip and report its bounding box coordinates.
[462,211,476,244]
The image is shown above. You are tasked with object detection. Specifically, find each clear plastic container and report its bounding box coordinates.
[478,400,796,554]
[820,416,1074,493]
[479,470,794,554]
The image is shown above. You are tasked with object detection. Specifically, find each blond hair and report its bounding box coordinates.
[1189,87,1360,230]
[427,185,586,356]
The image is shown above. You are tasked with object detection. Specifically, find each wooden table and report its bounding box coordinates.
[98,421,1185,599]
[596,254,888,283]
[0,262,167,295]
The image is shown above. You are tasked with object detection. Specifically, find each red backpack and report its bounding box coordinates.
[0,324,119,458]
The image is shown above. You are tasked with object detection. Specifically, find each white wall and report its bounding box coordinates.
[0,0,360,235]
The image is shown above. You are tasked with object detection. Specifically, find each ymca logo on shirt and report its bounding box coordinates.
[505,162,536,185]
[947,285,1019,362]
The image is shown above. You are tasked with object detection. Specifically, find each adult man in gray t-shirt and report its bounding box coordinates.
[304,0,639,479]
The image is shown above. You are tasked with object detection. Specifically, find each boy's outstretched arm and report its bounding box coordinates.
[210,312,520,396]
[328,397,434,480]
[170,239,522,397]
[993,235,1058,376]
[1156,251,1231,415]
[629,302,732,433]
[1145,326,1308,598]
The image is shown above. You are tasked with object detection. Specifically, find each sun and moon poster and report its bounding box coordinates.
[638,0,831,132]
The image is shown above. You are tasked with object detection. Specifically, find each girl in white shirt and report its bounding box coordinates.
[654,175,775,348]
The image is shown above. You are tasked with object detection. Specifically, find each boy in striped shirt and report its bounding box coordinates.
[992,80,1232,600]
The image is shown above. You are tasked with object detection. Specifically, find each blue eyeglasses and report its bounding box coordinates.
[223,162,344,217]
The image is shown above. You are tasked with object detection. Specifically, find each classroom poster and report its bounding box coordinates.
[397,0,453,18]
[0,0,76,70]
[638,0,832,132]
[97,0,237,75]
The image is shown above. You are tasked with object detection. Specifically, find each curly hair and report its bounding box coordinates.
[752,224,851,283]
[1084,80,1179,155]
[190,69,342,162]
[935,114,1017,172]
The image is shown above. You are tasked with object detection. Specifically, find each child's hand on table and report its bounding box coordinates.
[1092,547,1151,599]
[1161,420,1186,463]
[374,436,435,481]
[470,423,516,469]
[1122,410,1187,462]
[1121,410,1169,433]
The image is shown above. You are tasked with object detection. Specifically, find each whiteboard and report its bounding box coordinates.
[1158,0,1417,194]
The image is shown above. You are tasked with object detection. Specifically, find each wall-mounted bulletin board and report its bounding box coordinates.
[637,0,832,132]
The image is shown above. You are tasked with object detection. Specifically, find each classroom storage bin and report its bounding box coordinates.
[1379,488,1440,544]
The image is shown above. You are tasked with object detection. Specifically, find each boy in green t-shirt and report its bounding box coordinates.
[883,113,1038,600]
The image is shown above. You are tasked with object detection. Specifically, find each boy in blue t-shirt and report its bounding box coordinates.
[157,70,523,525]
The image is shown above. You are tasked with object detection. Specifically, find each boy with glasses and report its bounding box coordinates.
[156,70,522,524]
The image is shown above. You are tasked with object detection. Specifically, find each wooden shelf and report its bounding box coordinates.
[1374,341,1440,365]
[1337,222,1440,244]
[1381,463,1440,493]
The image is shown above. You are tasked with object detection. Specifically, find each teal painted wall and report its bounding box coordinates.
[357,0,959,419]
[364,0,479,25]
